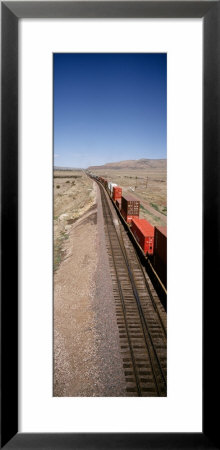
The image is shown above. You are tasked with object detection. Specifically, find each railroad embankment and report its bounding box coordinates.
[54,182,126,396]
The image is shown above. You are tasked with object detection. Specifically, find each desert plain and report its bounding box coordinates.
[53,159,167,396]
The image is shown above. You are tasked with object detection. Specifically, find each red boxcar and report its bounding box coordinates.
[121,195,140,223]
[153,226,167,287]
[121,195,140,216]
[113,186,122,201]
[131,218,154,255]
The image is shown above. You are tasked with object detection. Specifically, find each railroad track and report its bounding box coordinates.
[99,183,167,397]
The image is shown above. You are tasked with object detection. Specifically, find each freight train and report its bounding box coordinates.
[90,174,167,289]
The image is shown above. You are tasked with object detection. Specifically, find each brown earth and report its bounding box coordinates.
[89,158,166,171]
[53,170,95,271]
[53,178,126,396]
[89,160,167,227]
[53,161,166,396]
[53,206,98,396]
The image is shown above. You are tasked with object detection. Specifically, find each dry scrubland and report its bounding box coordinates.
[53,170,95,271]
[90,160,167,227]
[53,161,166,396]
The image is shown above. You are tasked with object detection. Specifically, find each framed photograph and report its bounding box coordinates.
[52,52,167,400]
[1,1,220,449]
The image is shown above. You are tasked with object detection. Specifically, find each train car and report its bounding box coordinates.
[121,194,140,223]
[108,182,117,197]
[153,226,167,288]
[113,186,122,201]
[116,198,122,210]
[131,218,155,256]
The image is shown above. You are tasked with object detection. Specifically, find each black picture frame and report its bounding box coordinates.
[1,1,220,449]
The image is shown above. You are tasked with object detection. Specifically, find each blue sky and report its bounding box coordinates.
[54,53,167,168]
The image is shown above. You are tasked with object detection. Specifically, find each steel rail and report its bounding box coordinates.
[100,184,166,396]
[101,188,142,396]
[113,210,166,391]
[121,226,167,339]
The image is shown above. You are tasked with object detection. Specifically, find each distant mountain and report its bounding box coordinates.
[54,166,82,171]
[88,158,166,171]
